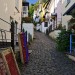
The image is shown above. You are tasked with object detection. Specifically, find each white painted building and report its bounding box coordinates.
[62,0,75,30]
[0,0,22,49]
[22,23,34,42]
[41,22,48,33]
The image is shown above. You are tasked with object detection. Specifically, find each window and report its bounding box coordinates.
[44,22,48,27]
[23,12,27,14]
[23,6,28,12]
[66,0,70,7]
[23,6,26,11]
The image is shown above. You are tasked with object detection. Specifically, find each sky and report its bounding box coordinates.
[27,0,38,4]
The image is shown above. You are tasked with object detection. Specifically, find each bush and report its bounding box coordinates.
[56,29,72,52]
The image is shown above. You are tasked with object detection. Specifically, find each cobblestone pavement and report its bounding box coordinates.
[21,31,75,75]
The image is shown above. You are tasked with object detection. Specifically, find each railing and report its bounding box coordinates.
[0,17,21,51]
[0,24,11,49]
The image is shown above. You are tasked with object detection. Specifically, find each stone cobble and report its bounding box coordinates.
[21,31,75,75]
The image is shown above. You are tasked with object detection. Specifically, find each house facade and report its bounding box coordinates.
[46,0,62,30]
[0,0,22,50]
[62,0,75,30]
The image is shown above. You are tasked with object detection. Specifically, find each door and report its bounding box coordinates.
[11,21,15,51]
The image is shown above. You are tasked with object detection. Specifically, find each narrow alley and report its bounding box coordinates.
[21,31,75,75]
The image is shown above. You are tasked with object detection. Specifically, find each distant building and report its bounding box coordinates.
[45,0,62,30]
[22,1,29,17]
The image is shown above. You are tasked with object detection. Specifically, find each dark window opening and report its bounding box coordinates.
[44,22,48,27]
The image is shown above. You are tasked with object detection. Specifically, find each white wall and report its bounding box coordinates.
[56,0,62,26]
[48,0,55,16]
[62,0,75,14]
[22,23,34,42]
[62,0,74,30]
[0,0,22,42]
[14,0,22,30]
[36,24,41,31]
[0,0,15,42]
[41,22,48,33]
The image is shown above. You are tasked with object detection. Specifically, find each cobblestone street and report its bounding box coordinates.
[21,31,75,75]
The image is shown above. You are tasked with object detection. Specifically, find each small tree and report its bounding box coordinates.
[29,4,34,17]
[56,29,72,52]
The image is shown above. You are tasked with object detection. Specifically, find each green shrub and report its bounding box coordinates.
[56,29,72,52]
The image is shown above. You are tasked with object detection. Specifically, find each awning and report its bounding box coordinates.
[63,3,75,16]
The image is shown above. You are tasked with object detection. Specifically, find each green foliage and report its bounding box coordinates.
[56,29,72,52]
[29,4,34,17]
[33,21,37,26]
[29,2,39,17]
[34,2,39,10]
